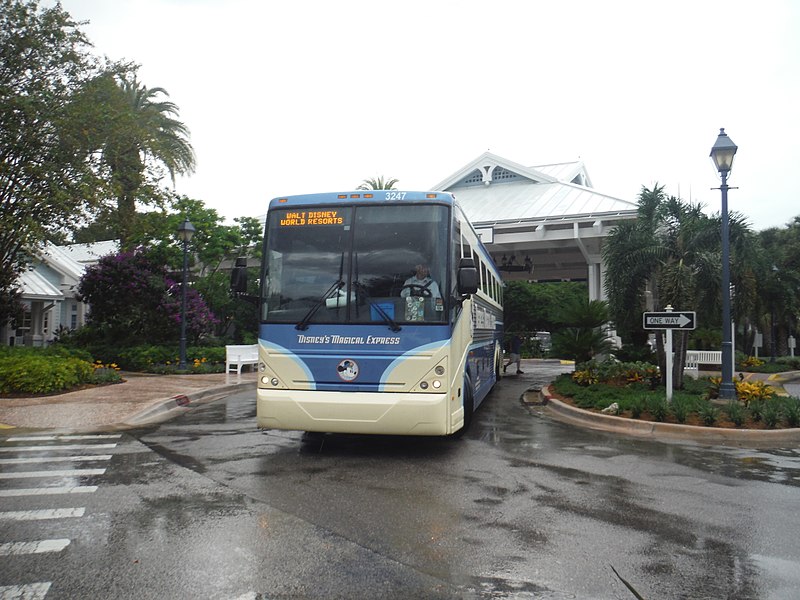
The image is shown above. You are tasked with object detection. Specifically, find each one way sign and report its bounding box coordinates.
[643,311,696,330]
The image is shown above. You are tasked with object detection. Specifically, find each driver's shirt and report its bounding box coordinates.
[400,275,442,300]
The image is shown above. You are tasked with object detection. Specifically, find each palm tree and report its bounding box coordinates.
[551,297,613,363]
[603,185,756,389]
[357,176,399,190]
[101,75,196,248]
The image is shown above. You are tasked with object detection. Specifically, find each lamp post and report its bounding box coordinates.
[177,218,195,371]
[710,128,738,399]
[771,265,780,363]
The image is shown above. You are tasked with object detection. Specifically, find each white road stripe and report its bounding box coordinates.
[0,444,117,452]
[7,434,121,442]
[0,486,97,497]
[0,582,52,600]
[0,455,112,465]
[0,539,70,556]
[0,468,106,480]
[0,508,86,521]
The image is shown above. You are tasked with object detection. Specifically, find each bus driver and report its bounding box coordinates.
[400,264,442,301]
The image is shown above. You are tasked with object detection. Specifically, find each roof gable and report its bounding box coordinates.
[433,152,558,191]
[431,152,636,226]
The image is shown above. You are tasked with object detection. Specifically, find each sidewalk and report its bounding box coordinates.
[0,371,258,433]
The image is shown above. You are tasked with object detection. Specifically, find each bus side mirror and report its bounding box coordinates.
[457,257,479,296]
[230,257,248,294]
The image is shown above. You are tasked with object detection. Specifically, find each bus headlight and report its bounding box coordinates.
[432,380,441,389]
[420,381,429,390]
[435,366,445,376]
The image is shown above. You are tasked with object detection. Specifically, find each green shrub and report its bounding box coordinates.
[95,344,226,372]
[783,398,800,428]
[749,400,764,422]
[647,397,669,422]
[763,402,781,429]
[629,396,645,419]
[726,401,746,427]
[696,401,720,426]
[670,397,692,424]
[0,354,95,395]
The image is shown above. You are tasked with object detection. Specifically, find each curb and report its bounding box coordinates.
[119,381,252,429]
[537,385,800,447]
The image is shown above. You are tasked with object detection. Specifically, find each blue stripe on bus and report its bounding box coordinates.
[379,339,449,391]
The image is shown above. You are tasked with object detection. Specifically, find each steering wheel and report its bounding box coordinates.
[402,283,433,298]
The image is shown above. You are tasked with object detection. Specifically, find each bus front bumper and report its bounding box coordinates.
[256,388,453,436]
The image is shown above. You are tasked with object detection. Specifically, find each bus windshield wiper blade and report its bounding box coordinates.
[295,280,344,331]
[353,281,401,332]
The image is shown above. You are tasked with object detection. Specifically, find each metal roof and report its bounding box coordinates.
[433,152,636,227]
[451,180,637,226]
[18,269,63,300]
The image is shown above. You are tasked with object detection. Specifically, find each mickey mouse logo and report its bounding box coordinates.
[336,359,359,382]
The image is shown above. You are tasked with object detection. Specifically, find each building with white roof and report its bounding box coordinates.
[433,152,638,301]
[2,241,118,347]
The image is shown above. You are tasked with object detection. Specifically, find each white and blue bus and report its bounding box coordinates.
[233,190,504,436]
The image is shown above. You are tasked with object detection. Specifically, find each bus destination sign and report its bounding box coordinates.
[642,311,696,330]
[279,211,344,227]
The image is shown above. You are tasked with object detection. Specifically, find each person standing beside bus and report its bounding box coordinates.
[503,334,523,374]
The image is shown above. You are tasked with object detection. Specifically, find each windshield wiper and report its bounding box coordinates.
[353,280,401,332]
[295,279,345,331]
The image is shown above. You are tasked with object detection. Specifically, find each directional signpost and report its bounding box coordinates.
[643,311,696,330]
[643,307,696,402]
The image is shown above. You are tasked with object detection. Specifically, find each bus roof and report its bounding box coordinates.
[269,191,456,209]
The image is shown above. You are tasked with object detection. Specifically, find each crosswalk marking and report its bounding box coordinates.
[0,444,117,453]
[0,539,70,556]
[0,434,120,598]
[0,508,86,521]
[0,486,98,497]
[0,582,52,599]
[0,468,106,480]
[0,455,113,465]
[6,434,121,442]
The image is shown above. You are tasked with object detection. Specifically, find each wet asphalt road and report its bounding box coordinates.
[2,362,800,599]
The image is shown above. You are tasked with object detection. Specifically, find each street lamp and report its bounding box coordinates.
[177,218,196,371]
[710,128,738,399]
[771,265,779,363]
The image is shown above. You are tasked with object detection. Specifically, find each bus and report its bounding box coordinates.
[231,190,504,436]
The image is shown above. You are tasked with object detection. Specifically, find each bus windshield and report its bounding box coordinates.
[262,203,450,326]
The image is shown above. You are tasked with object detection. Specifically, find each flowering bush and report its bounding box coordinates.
[78,248,218,345]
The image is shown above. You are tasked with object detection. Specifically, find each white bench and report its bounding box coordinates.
[684,350,722,377]
[225,344,259,375]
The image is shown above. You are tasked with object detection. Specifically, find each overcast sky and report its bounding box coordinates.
[55,0,799,231]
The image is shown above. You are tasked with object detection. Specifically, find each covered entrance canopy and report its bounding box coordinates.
[432,152,638,301]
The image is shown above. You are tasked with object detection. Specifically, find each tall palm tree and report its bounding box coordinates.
[603,185,756,389]
[357,176,398,190]
[101,75,196,248]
